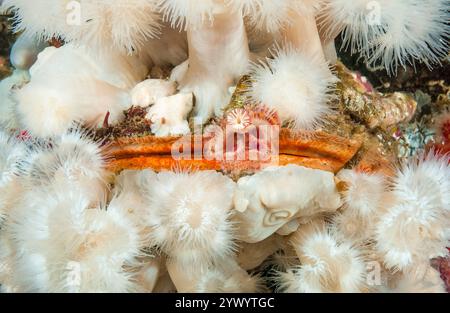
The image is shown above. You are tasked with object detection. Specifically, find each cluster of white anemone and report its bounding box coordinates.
[0,131,242,292]
[0,0,448,138]
[0,128,448,293]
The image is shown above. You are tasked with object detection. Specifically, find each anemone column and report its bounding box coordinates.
[179,6,250,122]
[283,7,325,62]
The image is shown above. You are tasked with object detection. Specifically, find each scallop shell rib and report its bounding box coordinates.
[104,129,363,174]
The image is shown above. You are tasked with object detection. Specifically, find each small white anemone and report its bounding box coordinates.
[66,0,161,53]
[278,220,368,293]
[334,169,388,243]
[249,45,336,131]
[319,0,450,74]
[375,151,450,270]
[143,170,236,269]
[25,130,108,204]
[1,0,70,41]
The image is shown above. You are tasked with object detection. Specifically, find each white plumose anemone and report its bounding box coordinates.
[144,170,236,268]
[6,185,142,292]
[320,0,450,73]
[333,169,388,243]
[3,0,162,53]
[1,133,143,293]
[366,0,449,72]
[278,220,368,293]
[1,0,70,41]
[393,151,450,211]
[0,131,27,225]
[249,46,336,130]
[337,169,387,217]
[375,151,450,271]
[25,130,108,204]
[65,0,161,53]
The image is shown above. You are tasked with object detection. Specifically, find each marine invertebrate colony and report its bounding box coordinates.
[1,0,448,132]
[375,152,450,271]
[319,0,450,72]
[0,0,449,294]
[280,219,368,293]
